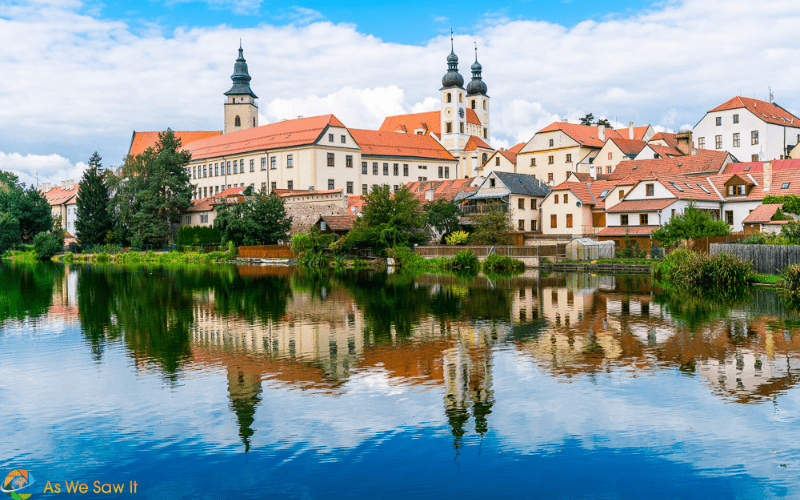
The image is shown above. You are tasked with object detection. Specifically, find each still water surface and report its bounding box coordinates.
[2,262,800,499]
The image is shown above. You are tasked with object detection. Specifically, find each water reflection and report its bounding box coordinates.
[15,262,800,453]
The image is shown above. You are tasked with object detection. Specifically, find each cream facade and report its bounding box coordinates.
[540,190,594,236]
[517,130,598,186]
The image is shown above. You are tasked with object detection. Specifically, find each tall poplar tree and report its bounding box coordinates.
[75,152,113,245]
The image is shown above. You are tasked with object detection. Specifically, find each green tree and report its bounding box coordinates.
[33,230,64,260]
[0,212,20,252]
[469,207,513,245]
[115,129,194,246]
[75,152,113,246]
[579,113,594,126]
[652,204,730,247]
[340,185,427,251]
[781,220,800,244]
[424,198,462,239]
[0,170,53,245]
[214,193,292,245]
[596,117,613,128]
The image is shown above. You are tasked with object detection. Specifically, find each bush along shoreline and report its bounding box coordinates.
[652,249,754,292]
[50,242,238,265]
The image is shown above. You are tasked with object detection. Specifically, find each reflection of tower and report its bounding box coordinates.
[227,368,263,452]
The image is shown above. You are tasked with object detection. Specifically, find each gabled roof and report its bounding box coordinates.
[608,150,730,180]
[568,172,593,182]
[536,122,636,148]
[318,214,357,231]
[742,204,784,224]
[708,96,800,127]
[597,226,659,236]
[647,144,684,158]
[274,188,343,198]
[187,186,247,212]
[707,170,800,200]
[722,159,800,174]
[491,171,551,197]
[129,131,221,157]
[491,142,526,165]
[648,132,681,149]
[549,181,597,206]
[406,178,478,203]
[608,137,647,157]
[633,173,723,201]
[379,111,441,138]
[182,115,346,160]
[464,135,493,151]
[43,184,79,206]
[466,108,482,126]
[587,180,620,209]
[349,129,457,161]
[606,199,677,213]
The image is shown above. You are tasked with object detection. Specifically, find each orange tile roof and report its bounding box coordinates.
[609,138,647,157]
[187,186,247,212]
[648,132,682,149]
[129,131,221,158]
[570,172,593,182]
[722,159,800,174]
[182,115,346,161]
[348,196,365,213]
[349,129,457,161]
[597,226,659,236]
[537,122,636,148]
[709,96,800,127]
[608,150,729,180]
[635,173,723,201]
[706,170,800,200]
[494,142,526,164]
[648,144,683,158]
[587,180,619,209]
[319,214,356,231]
[549,181,597,205]
[379,111,441,138]
[742,204,783,224]
[464,135,493,152]
[630,126,651,140]
[606,199,678,213]
[274,188,343,198]
[466,108,482,126]
[43,184,79,205]
[405,178,477,203]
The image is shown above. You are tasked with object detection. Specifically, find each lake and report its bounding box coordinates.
[1,262,800,499]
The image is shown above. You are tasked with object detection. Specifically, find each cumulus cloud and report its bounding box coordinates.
[1,0,799,180]
[0,151,87,188]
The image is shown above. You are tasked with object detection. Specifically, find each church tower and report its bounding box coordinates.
[224,43,258,134]
[440,32,468,153]
[466,44,489,140]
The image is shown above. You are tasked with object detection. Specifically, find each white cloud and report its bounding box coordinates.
[0,151,87,188]
[1,0,800,181]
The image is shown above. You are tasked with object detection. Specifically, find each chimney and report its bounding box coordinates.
[598,124,605,142]
[763,161,773,191]
[562,118,568,123]
[61,180,66,190]
[628,122,634,140]
[675,130,693,155]
[66,179,74,190]
[691,149,697,156]
[40,182,51,192]
[425,188,434,202]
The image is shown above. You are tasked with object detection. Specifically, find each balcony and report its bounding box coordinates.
[460,203,509,216]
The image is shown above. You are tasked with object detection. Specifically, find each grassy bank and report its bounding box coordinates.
[50,242,238,265]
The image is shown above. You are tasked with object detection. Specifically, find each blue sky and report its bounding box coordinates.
[1,0,799,186]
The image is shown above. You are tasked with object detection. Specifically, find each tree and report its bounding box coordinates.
[424,198,462,238]
[340,185,427,250]
[0,170,53,245]
[33,230,64,260]
[0,212,20,252]
[75,152,113,246]
[652,205,730,247]
[579,113,594,126]
[115,129,194,246]
[596,118,613,129]
[214,193,292,245]
[469,207,513,245]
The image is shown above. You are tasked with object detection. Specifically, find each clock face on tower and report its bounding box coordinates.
[458,108,465,118]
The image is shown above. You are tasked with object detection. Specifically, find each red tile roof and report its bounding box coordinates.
[721,159,800,174]
[608,150,729,180]
[274,188,343,198]
[587,180,620,209]
[606,199,677,213]
[319,214,356,231]
[466,108,482,126]
[709,96,800,127]
[609,138,647,157]
[43,184,79,205]
[537,122,636,148]
[379,111,441,138]
[569,172,593,182]
[648,132,681,150]
[349,129,457,161]
[182,115,346,161]
[742,204,783,224]
[406,178,478,203]
[647,144,684,158]
[348,196,365,213]
[187,186,247,212]
[597,226,659,236]
[493,142,526,165]
[635,173,723,201]
[464,135,493,152]
[129,131,221,158]
[550,181,597,206]
[706,170,800,200]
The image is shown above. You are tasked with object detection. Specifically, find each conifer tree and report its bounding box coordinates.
[75,152,113,246]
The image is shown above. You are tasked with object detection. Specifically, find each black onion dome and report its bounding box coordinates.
[224,44,258,98]
[442,49,464,88]
[471,60,482,72]
[467,48,487,96]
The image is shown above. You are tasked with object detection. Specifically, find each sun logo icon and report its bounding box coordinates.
[0,470,36,500]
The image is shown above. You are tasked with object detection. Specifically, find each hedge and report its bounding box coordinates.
[177,226,222,248]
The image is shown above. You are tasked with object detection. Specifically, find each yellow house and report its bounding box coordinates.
[593,138,646,177]
[540,180,619,236]
[477,142,525,176]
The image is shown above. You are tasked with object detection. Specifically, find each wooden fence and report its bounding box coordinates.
[238,244,295,259]
[710,243,800,274]
[690,234,745,254]
[414,245,566,258]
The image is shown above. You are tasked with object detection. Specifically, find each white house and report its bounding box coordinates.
[42,181,79,239]
[694,96,800,162]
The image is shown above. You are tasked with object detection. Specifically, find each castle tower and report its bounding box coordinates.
[224,42,258,134]
[466,43,489,140]
[440,32,468,153]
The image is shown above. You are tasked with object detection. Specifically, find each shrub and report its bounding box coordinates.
[445,231,470,246]
[33,231,64,260]
[62,252,74,264]
[291,231,332,267]
[779,264,800,308]
[177,225,222,249]
[482,253,524,273]
[652,249,753,290]
[443,250,479,271]
[96,252,110,263]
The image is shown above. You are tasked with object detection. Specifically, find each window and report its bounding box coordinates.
[495,156,501,166]
[751,130,759,145]
[261,182,267,193]
[373,162,378,175]
[621,214,629,226]
[403,164,409,176]
[733,114,739,124]
[271,181,277,192]
[341,135,346,144]
[459,94,463,103]
[185,215,192,225]
[287,180,293,190]
[346,155,353,168]
[733,133,740,147]
[203,187,207,198]
[551,214,557,228]
[362,184,368,195]
[383,163,389,176]
[640,214,649,225]
[566,214,573,228]
[328,133,334,142]
[518,198,525,209]
[531,158,536,167]
[564,194,569,203]
[444,167,450,179]
[328,179,334,190]
[327,153,335,167]
[446,122,453,133]
[608,152,612,160]
[531,199,536,209]
[782,182,791,189]
[519,219,525,231]
[619,189,625,199]
[233,160,237,173]
[471,100,476,109]
[203,165,207,177]
[548,155,554,165]
[606,166,612,174]
[532,220,537,231]
[192,166,196,179]
[271,157,277,169]
[216,163,220,176]
[362,162,368,174]
[447,93,452,103]
[548,172,554,182]
[227,161,231,175]
[549,138,554,147]
[751,154,759,162]
[715,116,722,126]
[438,166,444,179]
[287,155,293,168]
[393,163,399,175]
[261,158,266,170]
[490,178,496,188]
[554,194,559,204]
[646,184,654,196]
[235,115,241,127]
[715,135,722,149]
[394,185,399,192]
[725,210,734,225]
[566,154,572,163]
[698,137,705,149]
[250,159,255,172]
[460,122,464,134]
[483,128,488,139]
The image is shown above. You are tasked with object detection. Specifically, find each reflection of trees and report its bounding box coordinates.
[653,284,753,331]
[0,262,58,323]
[77,267,115,361]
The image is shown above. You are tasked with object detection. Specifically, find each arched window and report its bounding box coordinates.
[235,115,241,127]
[459,94,463,103]
[483,100,487,110]
[471,100,476,110]
[482,153,488,164]
[252,117,256,127]
[447,93,452,103]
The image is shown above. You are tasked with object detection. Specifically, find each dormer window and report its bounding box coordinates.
[490,178,496,188]
[782,182,791,189]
